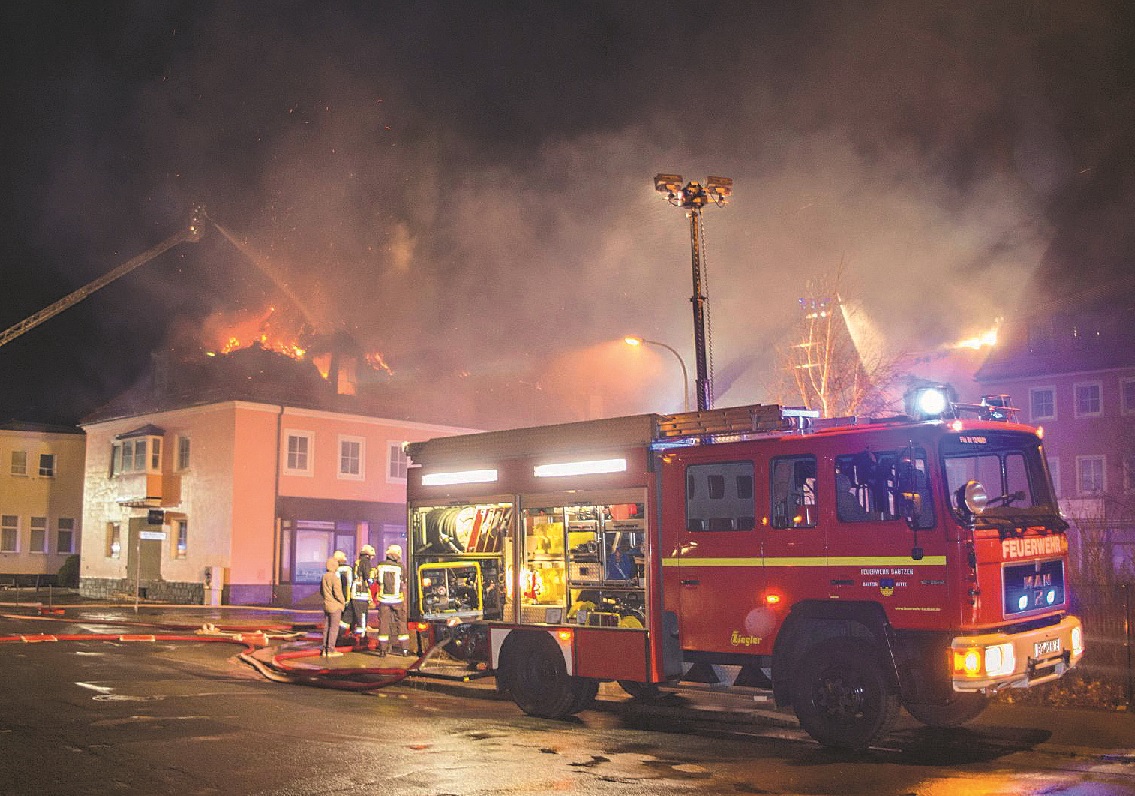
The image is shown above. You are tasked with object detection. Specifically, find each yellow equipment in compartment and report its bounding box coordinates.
[418,560,484,620]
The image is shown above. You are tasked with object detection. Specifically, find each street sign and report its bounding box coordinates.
[139,531,166,541]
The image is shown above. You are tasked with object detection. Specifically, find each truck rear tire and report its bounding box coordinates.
[501,631,591,718]
[569,677,600,713]
[618,680,662,700]
[791,638,900,751]
[903,692,988,728]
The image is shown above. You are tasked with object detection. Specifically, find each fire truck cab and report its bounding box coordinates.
[405,397,1083,750]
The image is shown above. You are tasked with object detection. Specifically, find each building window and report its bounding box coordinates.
[174,520,188,559]
[1126,457,1135,494]
[112,436,162,475]
[1074,382,1102,418]
[388,441,408,482]
[1,515,18,553]
[107,523,121,559]
[284,431,314,476]
[1029,387,1056,421]
[38,453,56,477]
[10,450,27,476]
[1076,455,1106,495]
[338,437,364,480]
[57,518,75,554]
[1122,378,1135,416]
[177,436,191,471]
[29,517,47,553]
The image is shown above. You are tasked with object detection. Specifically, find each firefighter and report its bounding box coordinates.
[375,544,410,656]
[350,545,377,644]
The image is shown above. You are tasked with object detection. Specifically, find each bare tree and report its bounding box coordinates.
[777,264,907,418]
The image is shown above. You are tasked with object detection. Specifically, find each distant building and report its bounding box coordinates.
[78,346,475,605]
[0,421,85,584]
[976,302,1135,581]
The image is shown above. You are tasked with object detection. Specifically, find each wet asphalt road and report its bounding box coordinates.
[1,602,1134,796]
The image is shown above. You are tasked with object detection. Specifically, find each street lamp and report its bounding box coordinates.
[654,173,732,411]
[625,336,690,412]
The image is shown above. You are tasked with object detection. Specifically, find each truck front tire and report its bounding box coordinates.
[791,638,900,751]
[903,692,988,728]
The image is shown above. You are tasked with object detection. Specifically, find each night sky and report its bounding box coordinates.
[2,2,1134,426]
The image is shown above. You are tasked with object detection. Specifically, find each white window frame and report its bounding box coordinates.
[337,436,365,481]
[107,522,121,559]
[1121,377,1135,416]
[29,517,47,554]
[173,519,188,559]
[1029,386,1057,422]
[387,441,408,484]
[112,436,163,476]
[10,450,27,476]
[1125,456,1135,494]
[1,515,18,553]
[1073,381,1103,418]
[1076,455,1106,495]
[284,430,314,476]
[38,453,56,478]
[56,518,75,555]
[176,436,191,471]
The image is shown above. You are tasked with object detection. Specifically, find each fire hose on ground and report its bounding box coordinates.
[0,605,442,692]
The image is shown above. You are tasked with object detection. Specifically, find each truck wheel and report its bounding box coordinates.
[618,680,662,700]
[502,631,580,718]
[904,693,988,728]
[569,677,600,713]
[791,638,900,751]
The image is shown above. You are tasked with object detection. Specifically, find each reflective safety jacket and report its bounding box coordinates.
[375,560,404,604]
[336,563,353,599]
[351,558,375,600]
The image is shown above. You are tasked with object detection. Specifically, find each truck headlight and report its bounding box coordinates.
[984,643,1016,677]
[953,642,1015,678]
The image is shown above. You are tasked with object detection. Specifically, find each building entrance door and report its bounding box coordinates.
[126,516,163,585]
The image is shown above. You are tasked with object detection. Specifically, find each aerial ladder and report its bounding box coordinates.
[0,207,206,349]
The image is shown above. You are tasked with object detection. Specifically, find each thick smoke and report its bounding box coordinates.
[4,1,1134,423]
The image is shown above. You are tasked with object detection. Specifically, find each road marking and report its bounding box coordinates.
[75,682,113,694]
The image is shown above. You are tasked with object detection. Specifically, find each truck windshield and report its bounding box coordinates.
[940,431,1057,518]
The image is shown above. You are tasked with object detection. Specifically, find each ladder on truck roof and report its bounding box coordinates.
[406,403,820,469]
[655,403,787,440]
[654,403,822,444]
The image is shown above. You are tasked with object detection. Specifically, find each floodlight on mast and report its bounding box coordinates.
[653,173,732,411]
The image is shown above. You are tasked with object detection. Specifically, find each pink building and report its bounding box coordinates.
[79,348,474,605]
[975,305,1135,580]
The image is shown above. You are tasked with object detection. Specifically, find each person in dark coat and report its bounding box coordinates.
[319,557,346,657]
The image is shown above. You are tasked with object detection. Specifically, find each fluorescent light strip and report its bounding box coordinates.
[421,469,498,486]
[533,458,627,478]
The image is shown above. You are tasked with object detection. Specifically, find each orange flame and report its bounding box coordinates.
[205,306,308,361]
[366,351,394,375]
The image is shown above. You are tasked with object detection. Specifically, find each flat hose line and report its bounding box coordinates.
[0,607,422,691]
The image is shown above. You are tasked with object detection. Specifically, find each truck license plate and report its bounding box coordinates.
[1034,639,1061,657]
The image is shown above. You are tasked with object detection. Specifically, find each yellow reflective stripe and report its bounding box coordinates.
[661,555,947,567]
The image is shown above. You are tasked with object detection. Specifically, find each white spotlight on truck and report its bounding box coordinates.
[904,384,957,420]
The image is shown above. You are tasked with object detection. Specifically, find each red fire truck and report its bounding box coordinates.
[404,389,1083,750]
